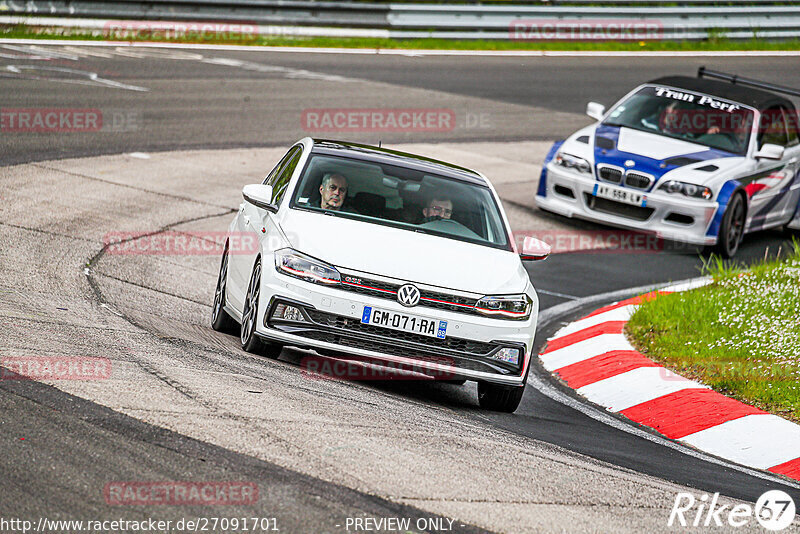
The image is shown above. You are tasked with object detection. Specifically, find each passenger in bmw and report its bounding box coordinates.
[641,100,686,134]
[644,100,729,139]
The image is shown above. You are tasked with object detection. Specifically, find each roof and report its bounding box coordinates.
[648,76,795,111]
[309,139,488,186]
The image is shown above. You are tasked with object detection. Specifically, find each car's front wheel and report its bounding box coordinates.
[211,245,237,334]
[240,258,282,358]
[714,192,746,258]
[477,382,525,413]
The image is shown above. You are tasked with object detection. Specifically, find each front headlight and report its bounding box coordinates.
[554,152,592,175]
[474,294,532,320]
[658,180,713,200]
[274,248,341,285]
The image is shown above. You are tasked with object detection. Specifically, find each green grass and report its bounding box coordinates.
[626,242,800,422]
[6,24,800,51]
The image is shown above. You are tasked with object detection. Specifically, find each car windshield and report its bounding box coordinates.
[603,86,755,155]
[290,153,511,250]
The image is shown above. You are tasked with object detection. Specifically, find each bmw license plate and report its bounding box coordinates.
[361,306,447,339]
[593,184,647,207]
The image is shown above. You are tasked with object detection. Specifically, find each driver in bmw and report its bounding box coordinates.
[422,197,453,222]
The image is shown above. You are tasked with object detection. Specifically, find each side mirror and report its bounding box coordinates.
[242,184,277,213]
[586,102,606,122]
[754,143,784,161]
[519,236,551,261]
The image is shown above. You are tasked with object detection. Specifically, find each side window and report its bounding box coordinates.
[262,147,298,186]
[759,106,789,148]
[271,147,303,206]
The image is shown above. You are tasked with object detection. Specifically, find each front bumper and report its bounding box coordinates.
[254,270,537,386]
[536,164,719,247]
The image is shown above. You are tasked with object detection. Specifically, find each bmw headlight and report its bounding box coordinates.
[274,248,341,285]
[474,294,532,320]
[658,180,713,200]
[555,152,592,175]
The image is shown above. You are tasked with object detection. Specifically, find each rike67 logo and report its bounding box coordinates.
[669,490,796,531]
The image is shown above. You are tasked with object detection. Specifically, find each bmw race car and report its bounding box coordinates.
[536,68,800,257]
[211,138,551,412]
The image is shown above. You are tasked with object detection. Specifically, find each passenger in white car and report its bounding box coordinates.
[421,197,453,222]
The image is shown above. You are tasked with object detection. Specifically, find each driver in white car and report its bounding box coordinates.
[422,197,453,222]
[318,173,349,210]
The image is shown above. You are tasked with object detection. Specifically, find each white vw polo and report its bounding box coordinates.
[211,138,550,412]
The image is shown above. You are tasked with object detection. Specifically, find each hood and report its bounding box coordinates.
[590,125,741,189]
[660,156,744,186]
[280,208,528,295]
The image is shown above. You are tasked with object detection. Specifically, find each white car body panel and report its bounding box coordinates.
[280,208,527,295]
[616,128,711,160]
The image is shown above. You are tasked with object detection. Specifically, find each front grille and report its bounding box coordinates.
[294,331,509,375]
[598,166,623,184]
[584,193,654,222]
[624,172,653,190]
[304,309,498,356]
[338,276,480,316]
[268,304,522,376]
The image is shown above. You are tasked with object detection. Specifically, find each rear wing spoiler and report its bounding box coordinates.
[698,67,800,99]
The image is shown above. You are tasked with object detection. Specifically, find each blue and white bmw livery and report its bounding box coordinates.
[536,68,800,257]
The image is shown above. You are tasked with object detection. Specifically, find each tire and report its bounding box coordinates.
[211,245,237,334]
[240,258,282,358]
[714,192,746,258]
[477,382,525,413]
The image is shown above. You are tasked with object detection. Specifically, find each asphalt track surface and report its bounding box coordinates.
[1,44,800,532]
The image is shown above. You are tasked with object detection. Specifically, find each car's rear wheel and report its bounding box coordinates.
[477,382,525,413]
[240,258,282,358]
[714,192,746,258]
[211,245,237,334]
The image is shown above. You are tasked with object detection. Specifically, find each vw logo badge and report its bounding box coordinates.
[624,159,636,167]
[397,284,421,307]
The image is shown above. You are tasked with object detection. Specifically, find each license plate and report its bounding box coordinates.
[593,184,647,207]
[361,306,447,339]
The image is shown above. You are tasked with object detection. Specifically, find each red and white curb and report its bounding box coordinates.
[539,279,800,482]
